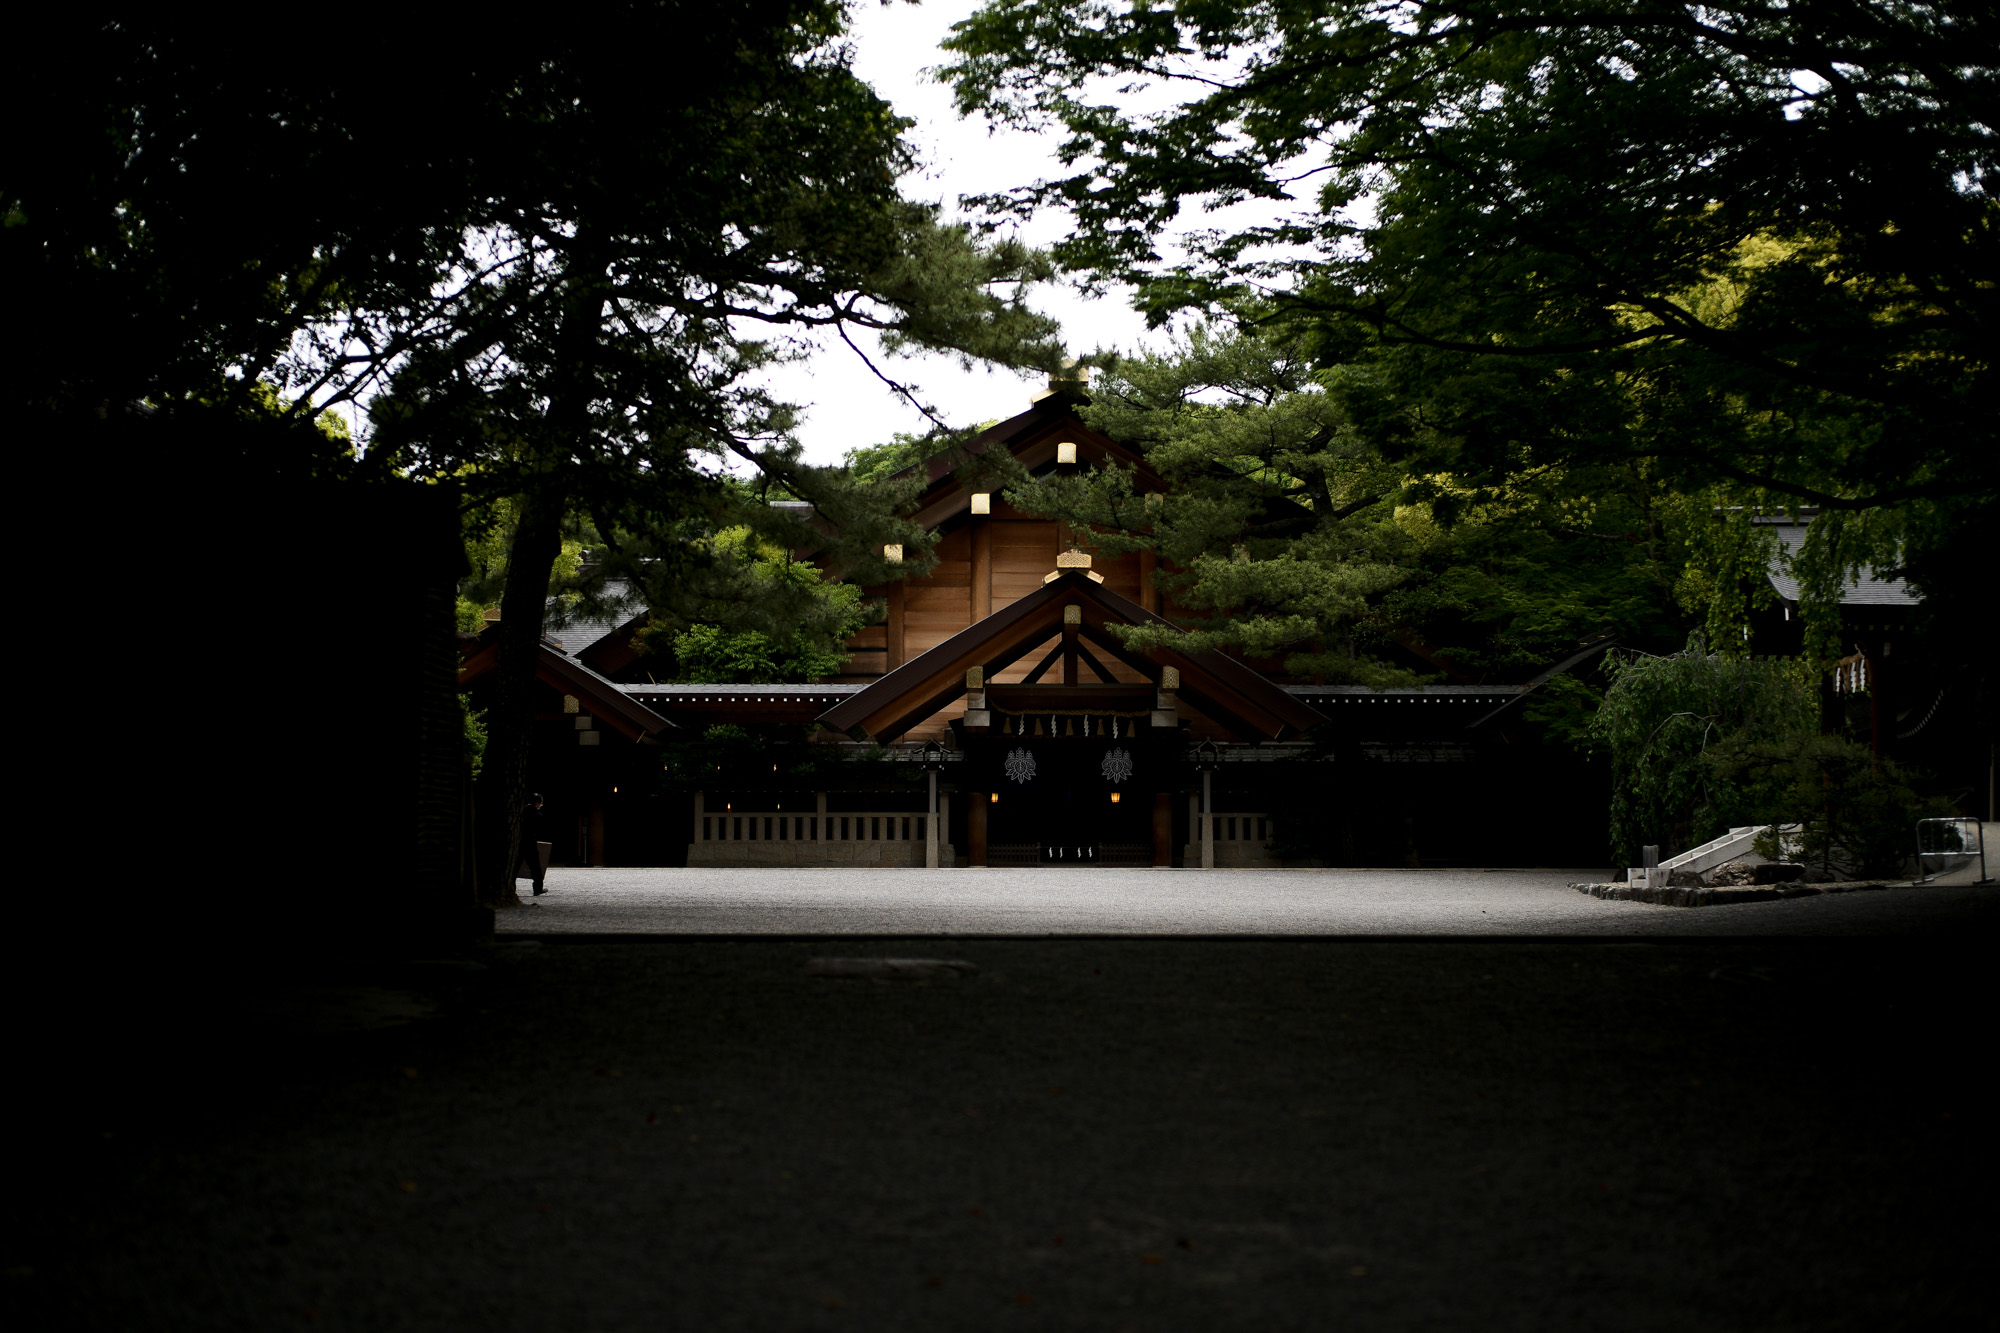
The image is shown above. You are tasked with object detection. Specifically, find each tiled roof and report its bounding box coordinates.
[541,581,644,655]
[1760,520,1918,607]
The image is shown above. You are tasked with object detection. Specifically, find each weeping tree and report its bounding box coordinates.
[1589,637,1818,862]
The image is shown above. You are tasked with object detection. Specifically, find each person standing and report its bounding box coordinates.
[521,793,548,897]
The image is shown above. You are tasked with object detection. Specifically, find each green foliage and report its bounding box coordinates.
[1007,327,1420,683]
[1588,638,1818,861]
[669,625,849,685]
[19,7,1077,906]
[845,433,945,485]
[1667,499,1783,656]
[1719,735,1944,880]
[1781,506,1912,669]
[1372,456,1689,681]
[456,493,595,627]
[1009,326,1713,686]
[458,694,488,779]
[626,526,868,683]
[656,723,907,792]
[944,0,1995,689]
[1520,674,1612,753]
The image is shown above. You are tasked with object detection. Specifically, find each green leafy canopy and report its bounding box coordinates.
[944,0,1996,676]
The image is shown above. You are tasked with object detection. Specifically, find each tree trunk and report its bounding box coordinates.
[474,490,565,907]
[472,246,610,907]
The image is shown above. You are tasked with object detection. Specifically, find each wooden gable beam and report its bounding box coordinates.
[1068,606,1305,741]
[904,410,1167,533]
[817,573,1324,743]
[459,640,675,743]
[818,584,1077,741]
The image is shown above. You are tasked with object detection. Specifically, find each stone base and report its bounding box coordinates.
[1574,878,1898,908]
[1181,843,1287,868]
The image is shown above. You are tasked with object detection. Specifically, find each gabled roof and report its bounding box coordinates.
[894,396,1168,533]
[539,580,648,655]
[458,638,676,742]
[817,570,1325,742]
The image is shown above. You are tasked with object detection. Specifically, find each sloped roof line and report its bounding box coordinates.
[459,639,676,741]
[1758,520,1918,607]
[889,399,1168,532]
[816,571,1324,742]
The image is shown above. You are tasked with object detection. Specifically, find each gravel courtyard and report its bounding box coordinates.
[500,863,1996,937]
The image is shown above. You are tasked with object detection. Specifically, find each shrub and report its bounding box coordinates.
[1589,635,1816,861]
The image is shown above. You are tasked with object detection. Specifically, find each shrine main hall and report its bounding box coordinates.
[459,388,1608,871]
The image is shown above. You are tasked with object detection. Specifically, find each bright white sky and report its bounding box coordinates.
[759,0,1170,464]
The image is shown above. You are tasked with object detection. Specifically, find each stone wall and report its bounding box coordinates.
[1181,842,1288,868]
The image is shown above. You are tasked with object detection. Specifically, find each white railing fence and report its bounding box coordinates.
[1206,813,1276,844]
[697,812,928,846]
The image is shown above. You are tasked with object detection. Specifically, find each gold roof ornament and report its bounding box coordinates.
[1063,604,1082,625]
[1160,667,1180,691]
[1056,441,1078,464]
[883,543,903,562]
[970,492,991,515]
[965,665,984,689]
[1047,550,1095,584]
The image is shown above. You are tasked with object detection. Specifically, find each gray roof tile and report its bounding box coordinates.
[1761,521,1918,607]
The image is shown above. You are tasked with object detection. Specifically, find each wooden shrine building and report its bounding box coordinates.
[460,389,1613,871]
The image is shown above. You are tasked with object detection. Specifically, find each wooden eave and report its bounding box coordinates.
[458,641,675,743]
[627,689,855,727]
[816,571,1324,743]
[898,401,1167,534]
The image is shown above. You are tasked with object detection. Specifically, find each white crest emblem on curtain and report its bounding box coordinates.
[1099,746,1134,784]
[1004,747,1037,784]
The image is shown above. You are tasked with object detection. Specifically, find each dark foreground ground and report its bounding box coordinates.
[6,918,1994,1330]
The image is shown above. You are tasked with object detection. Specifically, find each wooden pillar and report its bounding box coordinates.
[1201,771,1214,870]
[1152,791,1172,867]
[972,516,992,622]
[815,791,827,843]
[1140,548,1158,614]
[886,581,906,671]
[1062,605,1079,687]
[926,769,939,868]
[969,792,988,866]
[589,805,606,867]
